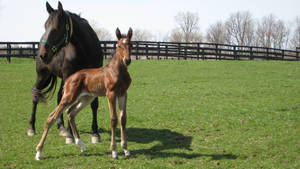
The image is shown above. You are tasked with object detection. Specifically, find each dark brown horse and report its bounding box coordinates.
[28,2,103,144]
[35,28,133,160]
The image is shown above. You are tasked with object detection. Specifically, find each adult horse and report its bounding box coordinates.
[28,1,103,144]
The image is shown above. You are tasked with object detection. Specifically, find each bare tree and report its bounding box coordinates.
[170,11,202,42]
[131,28,153,41]
[169,28,184,42]
[225,11,255,46]
[290,17,300,49]
[90,20,112,41]
[256,15,289,49]
[206,21,229,44]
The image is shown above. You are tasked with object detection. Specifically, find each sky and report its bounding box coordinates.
[0,0,300,42]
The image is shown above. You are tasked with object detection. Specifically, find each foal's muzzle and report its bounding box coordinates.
[125,58,131,66]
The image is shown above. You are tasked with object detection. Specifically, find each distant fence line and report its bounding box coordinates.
[1,41,300,63]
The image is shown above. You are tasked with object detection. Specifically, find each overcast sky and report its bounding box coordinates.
[0,0,300,41]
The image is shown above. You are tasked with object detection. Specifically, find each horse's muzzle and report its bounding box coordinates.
[39,52,48,60]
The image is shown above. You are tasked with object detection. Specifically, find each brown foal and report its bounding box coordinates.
[35,28,133,160]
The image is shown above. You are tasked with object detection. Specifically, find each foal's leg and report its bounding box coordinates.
[107,93,118,159]
[67,96,95,152]
[56,82,68,136]
[90,98,100,143]
[118,93,130,158]
[35,103,68,160]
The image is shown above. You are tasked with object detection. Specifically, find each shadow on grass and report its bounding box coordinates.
[97,127,238,160]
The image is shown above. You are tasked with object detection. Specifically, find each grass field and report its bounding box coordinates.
[0,58,300,168]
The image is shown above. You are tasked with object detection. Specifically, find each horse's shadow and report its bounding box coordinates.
[95,127,238,160]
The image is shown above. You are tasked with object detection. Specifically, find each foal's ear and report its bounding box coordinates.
[127,27,133,39]
[46,2,54,14]
[116,28,122,40]
[58,1,64,15]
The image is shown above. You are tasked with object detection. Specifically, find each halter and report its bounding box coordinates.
[41,13,73,54]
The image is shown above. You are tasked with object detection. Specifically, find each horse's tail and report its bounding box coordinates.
[32,74,57,104]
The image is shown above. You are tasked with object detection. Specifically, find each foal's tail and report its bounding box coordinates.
[32,74,57,104]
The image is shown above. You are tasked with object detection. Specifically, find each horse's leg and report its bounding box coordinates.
[91,98,100,143]
[28,72,51,136]
[68,96,95,152]
[107,93,118,159]
[118,93,130,158]
[35,103,67,160]
[56,82,67,136]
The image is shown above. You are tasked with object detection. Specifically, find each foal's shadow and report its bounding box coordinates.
[98,127,237,160]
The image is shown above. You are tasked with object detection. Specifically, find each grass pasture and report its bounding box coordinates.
[0,58,300,168]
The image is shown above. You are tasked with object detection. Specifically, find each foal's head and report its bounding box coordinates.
[115,28,133,66]
[38,2,71,64]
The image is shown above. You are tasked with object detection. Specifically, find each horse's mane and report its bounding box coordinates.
[66,11,89,25]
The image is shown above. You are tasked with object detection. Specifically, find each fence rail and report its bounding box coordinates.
[1,41,299,62]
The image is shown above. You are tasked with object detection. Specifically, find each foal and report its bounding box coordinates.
[35,28,133,160]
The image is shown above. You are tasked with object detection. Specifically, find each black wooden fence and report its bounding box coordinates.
[1,41,299,62]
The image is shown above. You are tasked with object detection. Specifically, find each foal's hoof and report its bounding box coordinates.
[91,135,101,144]
[59,128,69,137]
[27,129,36,136]
[112,151,118,160]
[35,151,42,161]
[66,137,74,144]
[124,149,131,158]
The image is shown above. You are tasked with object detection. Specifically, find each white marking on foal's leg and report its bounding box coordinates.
[35,151,42,160]
[124,149,131,158]
[75,138,87,152]
[112,151,118,159]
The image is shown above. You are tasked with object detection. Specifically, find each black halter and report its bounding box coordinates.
[41,13,73,54]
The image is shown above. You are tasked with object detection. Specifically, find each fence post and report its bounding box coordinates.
[136,42,139,60]
[297,47,300,61]
[165,44,168,60]
[281,50,285,61]
[250,47,253,60]
[197,43,200,60]
[32,43,36,59]
[184,44,187,60]
[157,42,160,60]
[233,46,237,60]
[178,43,181,60]
[7,44,11,63]
[266,48,269,60]
[215,44,218,60]
[146,44,149,60]
[103,42,107,59]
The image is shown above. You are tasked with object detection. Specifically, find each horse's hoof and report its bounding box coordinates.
[66,137,74,144]
[81,148,87,153]
[35,151,42,160]
[27,129,36,136]
[59,128,69,137]
[112,151,118,160]
[91,135,100,144]
[124,149,131,158]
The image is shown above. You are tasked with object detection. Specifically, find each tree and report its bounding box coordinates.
[170,11,202,42]
[256,15,289,49]
[225,11,255,46]
[206,21,229,44]
[131,28,153,41]
[290,17,300,49]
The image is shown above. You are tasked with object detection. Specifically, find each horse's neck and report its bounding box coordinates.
[107,53,127,74]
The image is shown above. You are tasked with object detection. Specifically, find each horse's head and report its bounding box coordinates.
[38,1,73,64]
[115,28,133,66]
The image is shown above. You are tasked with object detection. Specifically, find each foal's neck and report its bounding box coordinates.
[107,52,128,72]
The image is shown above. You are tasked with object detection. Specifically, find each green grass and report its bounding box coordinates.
[0,58,299,168]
